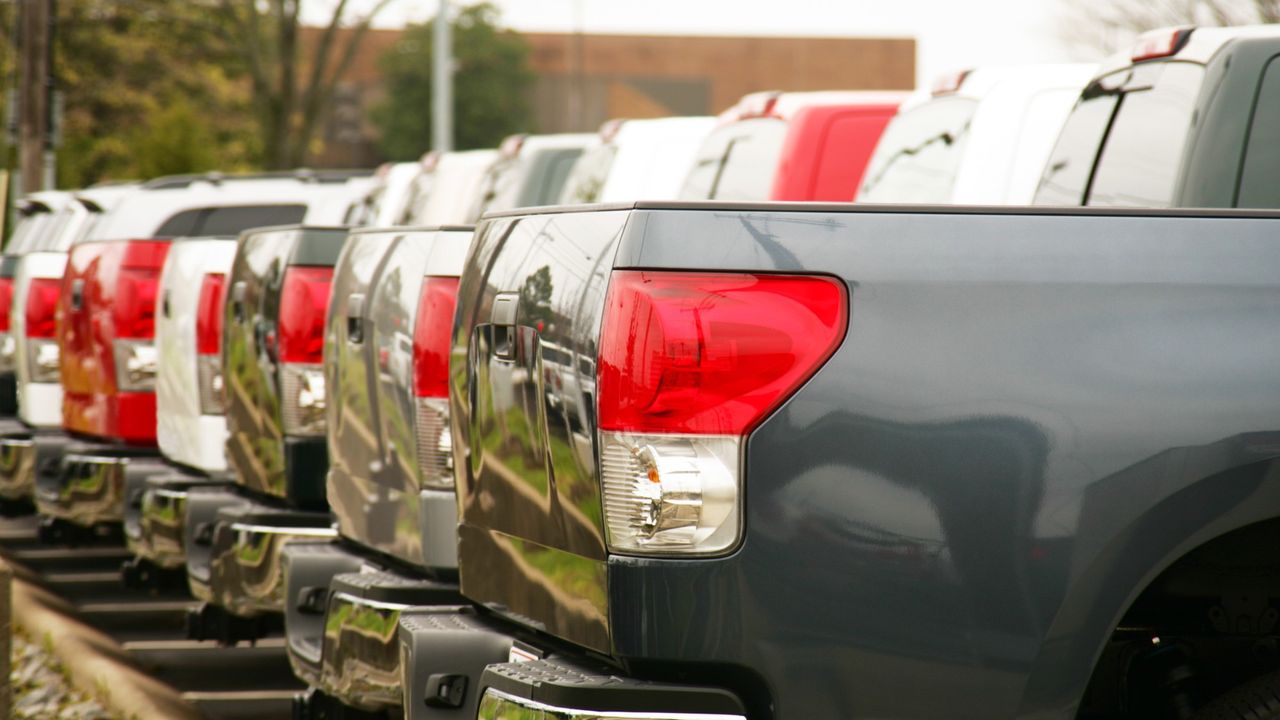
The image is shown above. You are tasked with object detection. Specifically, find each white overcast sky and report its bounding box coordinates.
[303,0,1109,88]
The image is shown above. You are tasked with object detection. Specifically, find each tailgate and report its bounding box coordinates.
[451,210,629,652]
[224,226,348,499]
[156,238,238,469]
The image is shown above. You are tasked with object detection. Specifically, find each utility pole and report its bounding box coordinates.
[432,0,452,153]
[17,0,54,192]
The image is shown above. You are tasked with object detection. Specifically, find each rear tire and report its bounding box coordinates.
[1192,671,1280,720]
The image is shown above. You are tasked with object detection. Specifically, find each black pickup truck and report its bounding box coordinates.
[444,201,1280,720]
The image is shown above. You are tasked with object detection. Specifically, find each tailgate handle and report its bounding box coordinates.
[69,279,85,311]
[346,293,365,344]
[491,294,518,360]
[161,289,172,318]
[230,281,248,321]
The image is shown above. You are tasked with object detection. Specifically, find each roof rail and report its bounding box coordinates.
[141,168,373,190]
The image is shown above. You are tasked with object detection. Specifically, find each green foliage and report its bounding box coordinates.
[372,3,533,160]
[0,0,257,187]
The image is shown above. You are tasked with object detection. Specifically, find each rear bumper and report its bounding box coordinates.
[317,569,461,712]
[0,427,71,503]
[183,485,250,602]
[282,539,367,688]
[133,471,230,569]
[34,442,167,528]
[208,503,336,618]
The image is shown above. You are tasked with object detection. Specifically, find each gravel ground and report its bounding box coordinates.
[11,630,118,719]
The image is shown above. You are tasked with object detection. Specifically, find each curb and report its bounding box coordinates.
[7,559,203,720]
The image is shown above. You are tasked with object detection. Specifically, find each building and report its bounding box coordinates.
[307,28,916,167]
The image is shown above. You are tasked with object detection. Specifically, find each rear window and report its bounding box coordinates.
[153,204,307,239]
[1238,56,1280,208]
[560,144,618,204]
[679,118,787,201]
[1034,61,1204,207]
[856,97,978,204]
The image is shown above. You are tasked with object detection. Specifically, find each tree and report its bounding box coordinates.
[217,0,397,169]
[372,3,533,160]
[1059,0,1280,56]
[48,0,256,186]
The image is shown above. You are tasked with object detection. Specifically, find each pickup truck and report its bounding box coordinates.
[281,226,473,716]
[129,174,370,588]
[176,223,352,641]
[402,149,499,226]
[0,188,132,510]
[679,90,907,202]
[1034,25,1280,209]
[436,200,1280,720]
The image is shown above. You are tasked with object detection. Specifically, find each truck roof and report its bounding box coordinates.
[1096,24,1280,76]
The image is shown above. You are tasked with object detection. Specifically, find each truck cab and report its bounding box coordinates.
[558,116,714,204]
[1034,25,1280,208]
[679,90,907,202]
[856,64,1094,204]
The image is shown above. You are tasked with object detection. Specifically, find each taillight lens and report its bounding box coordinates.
[196,273,227,356]
[0,276,16,372]
[24,278,62,383]
[413,277,459,489]
[24,278,62,339]
[280,266,333,436]
[0,276,14,334]
[279,267,333,365]
[196,273,228,415]
[597,270,847,555]
[114,267,161,339]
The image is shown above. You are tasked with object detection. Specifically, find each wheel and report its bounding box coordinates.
[1192,670,1280,720]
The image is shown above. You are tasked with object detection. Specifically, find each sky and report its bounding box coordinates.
[302,0,1108,88]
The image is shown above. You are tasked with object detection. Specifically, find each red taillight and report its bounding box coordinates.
[278,266,333,364]
[0,277,13,333]
[196,273,227,356]
[597,270,847,435]
[413,277,459,398]
[113,267,162,339]
[24,278,61,338]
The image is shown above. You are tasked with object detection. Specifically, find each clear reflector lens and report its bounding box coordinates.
[282,363,326,436]
[197,354,225,415]
[26,339,59,383]
[415,397,453,489]
[600,431,739,555]
[113,339,158,391]
[0,332,15,372]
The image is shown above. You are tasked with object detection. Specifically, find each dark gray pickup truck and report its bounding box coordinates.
[436,201,1280,720]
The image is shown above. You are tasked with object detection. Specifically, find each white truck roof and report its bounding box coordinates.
[857,63,1095,205]
[407,149,499,227]
[561,117,716,204]
[87,173,371,242]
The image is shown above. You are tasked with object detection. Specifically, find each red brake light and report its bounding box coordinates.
[114,267,161,339]
[1131,26,1194,62]
[0,277,13,333]
[196,273,227,356]
[413,276,459,398]
[24,278,61,338]
[597,271,847,435]
[278,266,333,364]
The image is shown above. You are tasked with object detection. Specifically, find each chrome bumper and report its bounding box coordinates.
[208,504,336,618]
[184,486,250,602]
[317,569,460,712]
[0,435,35,501]
[35,449,167,528]
[134,474,229,569]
